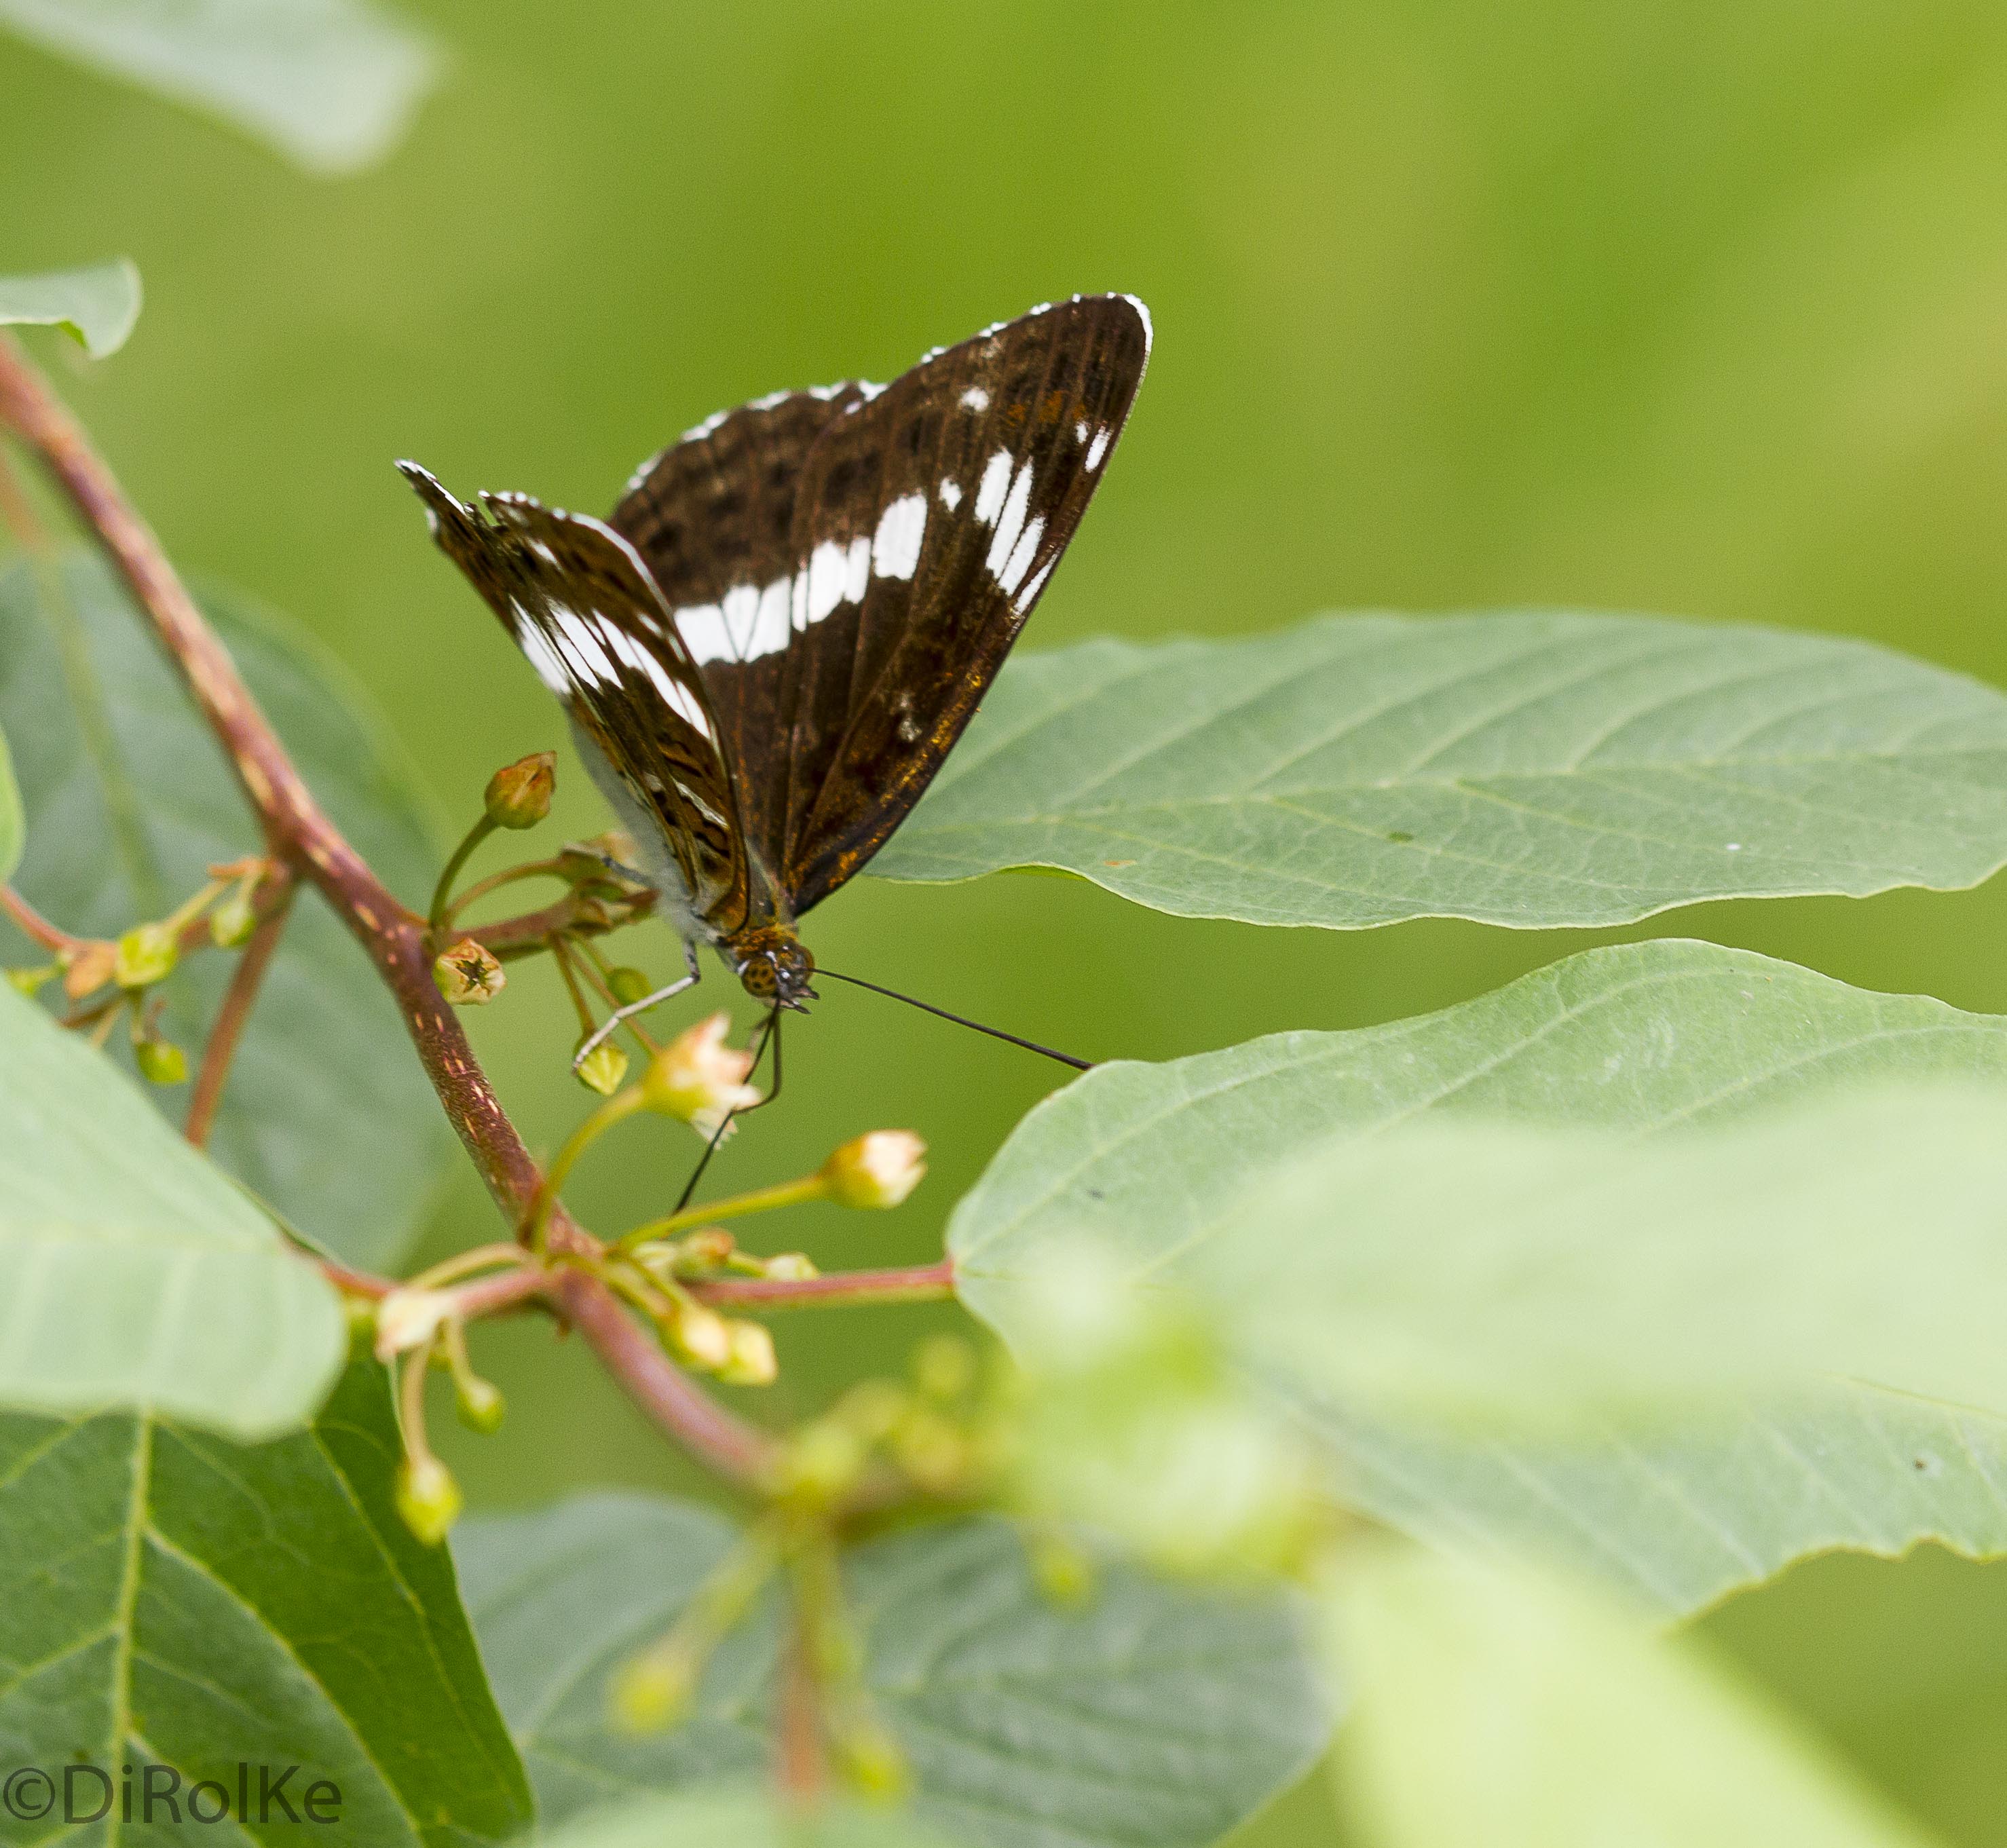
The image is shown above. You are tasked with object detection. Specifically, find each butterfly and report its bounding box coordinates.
[398,293,1150,1042]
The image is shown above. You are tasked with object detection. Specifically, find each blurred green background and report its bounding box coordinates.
[9,1,2007,1838]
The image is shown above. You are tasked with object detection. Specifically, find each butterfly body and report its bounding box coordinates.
[402,294,1150,1014]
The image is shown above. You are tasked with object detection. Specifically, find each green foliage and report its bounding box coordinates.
[0,0,438,174]
[0,1345,531,1845]
[538,1790,954,1848]
[0,551,451,1268]
[880,615,2007,929]
[1326,1547,1940,1848]
[0,257,140,357]
[0,975,341,1435]
[455,1496,1328,1848]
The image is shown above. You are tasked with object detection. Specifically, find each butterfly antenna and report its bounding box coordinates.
[817,968,1093,1072]
[674,1006,781,1213]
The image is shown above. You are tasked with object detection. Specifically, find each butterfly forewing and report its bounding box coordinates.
[613,293,1150,915]
[397,462,762,935]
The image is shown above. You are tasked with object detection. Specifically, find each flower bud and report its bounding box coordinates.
[821,1131,926,1209]
[606,966,656,1007]
[664,1298,732,1371]
[761,1252,819,1283]
[573,1033,629,1097]
[455,1373,506,1433]
[434,938,506,1006]
[715,1320,776,1387]
[114,922,178,990]
[484,751,556,829]
[641,1013,760,1137]
[772,1422,869,1505]
[610,1644,696,1734]
[394,1453,463,1545]
[134,1036,187,1085]
[373,1287,455,1361]
[61,939,117,1000]
[6,964,55,998]
[209,887,259,948]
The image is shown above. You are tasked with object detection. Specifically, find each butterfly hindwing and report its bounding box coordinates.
[613,294,1150,915]
[398,461,763,935]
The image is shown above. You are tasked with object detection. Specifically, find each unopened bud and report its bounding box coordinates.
[485,751,556,829]
[913,1334,977,1399]
[61,940,117,999]
[134,1036,187,1085]
[606,966,656,1007]
[715,1320,776,1387]
[821,1131,926,1209]
[394,1453,463,1545]
[761,1252,818,1283]
[664,1298,732,1371]
[774,1422,869,1505]
[641,1013,760,1137]
[610,1644,696,1734]
[836,1720,911,1800]
[114,922,178,990]
[434,938,505,1006]
[209,887,258,948]
[573,1034,629,1097]
[6,964,55,997]
[373,1287,455,1361]
[455,1373,506,1433]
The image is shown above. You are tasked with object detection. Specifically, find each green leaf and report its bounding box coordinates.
[1326,1547,1943,1848]
[0,975,342,1435]
[950,939,2007,1613]
[877,613,2007,929]
[455,1496,1328,1848]
[0,258,141,358]
[537,1790,954,1848]
[0,550,451,1270]
[0,722,20,881]
[1210,1085,2007,1420]
[0,0,439,174]
[0,1345,533,1845]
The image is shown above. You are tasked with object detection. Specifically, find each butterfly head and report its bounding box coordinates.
[730,928,818,1011]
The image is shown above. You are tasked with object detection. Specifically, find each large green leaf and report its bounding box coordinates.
[455,1496,1328,1848]
[0,722,19,880]
[0,0,438,174]
[0,1345,532,1845]
[0,976,341,1435]
[1326,1547,1942,1848]
[537,1792,952,1848]
[950,939,2007,1613]
[877,614,2007,929]
[0,258,141,358]
[1211,1085,2007,1419]
[0,550,451,1270]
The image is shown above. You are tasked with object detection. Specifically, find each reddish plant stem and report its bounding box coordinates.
[318,1256,395,1299]
[690,1258,956,1312]
[0,333,776,1490]
[185,868,295,1148]
[452,1262,561,1323]
[0,883,82,956]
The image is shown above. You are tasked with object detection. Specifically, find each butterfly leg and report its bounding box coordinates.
[570,941,702,1070]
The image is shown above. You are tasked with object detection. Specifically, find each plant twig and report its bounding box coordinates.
[690,1258,956,1312]
[0,883,84,956]
[185,867,295,1148]
[0,331,777,1493]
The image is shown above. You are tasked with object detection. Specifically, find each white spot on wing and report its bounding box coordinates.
[1015,557,1056,610]
[550,608,618,686]
[1084,428,1111,471]
[1074,420,1089,444]
[872,493,928,579]
[998,516,1045,595]
[517,624,570,695]
[749,576,792,659]
[984,464,1034,576]
[973,449,1013,524]
[678,603,729,663]
[937,478,962,510]
[662,681,712,738]
[960,385,991,412]
[721,583,760,658]
[806,540,850,623]
[1119,293,1154,355]
[844,535,871,603]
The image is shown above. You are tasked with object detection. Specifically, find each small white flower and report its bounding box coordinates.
[641,1013,762,1137]
[821,1131,927,1209]
[373,1287,455,1361]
